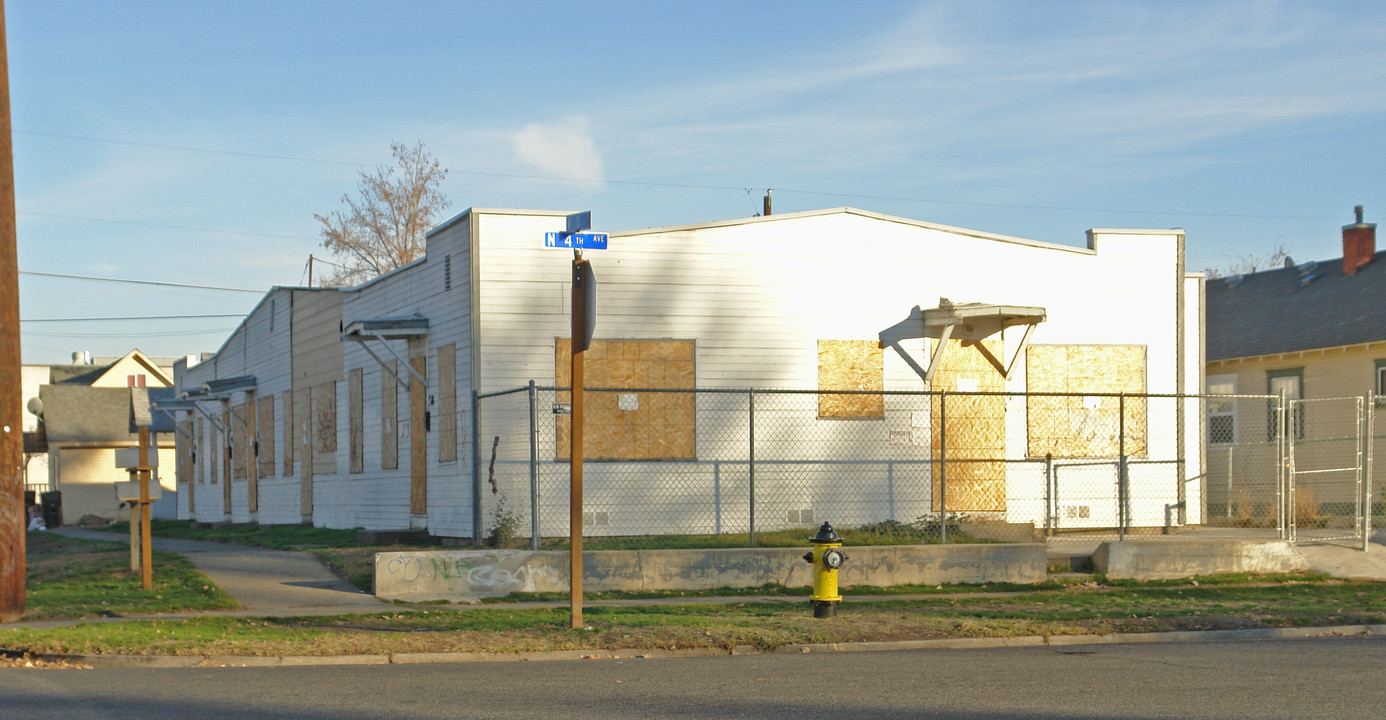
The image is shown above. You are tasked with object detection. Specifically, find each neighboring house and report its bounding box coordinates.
[173,206,1203,541]
[1205,207,1383,504]
[32,349,180,524]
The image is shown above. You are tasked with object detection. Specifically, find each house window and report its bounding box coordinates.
[1206,374,1236,445]
[1266,368,1303,440]
[1376,359,1386,398]
[126,374,146,387]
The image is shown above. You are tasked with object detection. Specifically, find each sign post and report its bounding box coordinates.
[549,212,601,630]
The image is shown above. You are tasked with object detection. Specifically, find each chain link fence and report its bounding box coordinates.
[474,386,1372,548]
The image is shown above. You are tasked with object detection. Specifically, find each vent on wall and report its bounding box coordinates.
[788,508,815,524]
[582,511,609,527]
[444,254,452,291]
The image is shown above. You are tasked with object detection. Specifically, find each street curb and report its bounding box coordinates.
[48,623,1384,669]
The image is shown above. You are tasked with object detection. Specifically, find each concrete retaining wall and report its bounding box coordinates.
[1092,540,1308,580]
[375,544,1047,602]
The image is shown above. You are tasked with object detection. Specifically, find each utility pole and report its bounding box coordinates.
[0,0,27,623]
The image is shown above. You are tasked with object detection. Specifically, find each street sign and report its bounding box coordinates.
[566,211,592,234]
[545,231,609,250]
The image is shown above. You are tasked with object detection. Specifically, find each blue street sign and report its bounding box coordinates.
[544,232,609,249]
[566,211,592,234]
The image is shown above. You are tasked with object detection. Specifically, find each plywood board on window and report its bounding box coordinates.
[438,344,457,463]
[1026,345,1146,458]
[231,403,248,481]
[817,340,884,419]
[313,382,337,453]
[381,361,398,470]
[931,338,1006,512]
[258,394,276,479]
[556,338,696,461]
[281,389,294,477]
[349,368,364,474]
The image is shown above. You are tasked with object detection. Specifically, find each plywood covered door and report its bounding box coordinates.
[931,339,1007,512]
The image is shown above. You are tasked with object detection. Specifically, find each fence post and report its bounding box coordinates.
[939,392,947,544]
[887,460,895,523]
[1118,393,1126,541]
[471,388,483,545]
[528,380,539,551]
[1044,453,1053,537]
[1366,391,1375,553]
[714,460,721,535]
[748,388,756,548]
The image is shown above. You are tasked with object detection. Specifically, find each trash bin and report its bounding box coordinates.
[39,491,62,529]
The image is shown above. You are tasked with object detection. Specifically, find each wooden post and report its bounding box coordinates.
[138,428,152,590]
[128,470,139,571]
[569,254,587,630]
[0,0,26,623]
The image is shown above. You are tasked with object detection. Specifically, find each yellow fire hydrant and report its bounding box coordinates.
[802,521,847,618]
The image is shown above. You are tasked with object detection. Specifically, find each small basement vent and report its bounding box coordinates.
[788,508,815,524]
[1064,505,1091,519]
[582,511,610,527]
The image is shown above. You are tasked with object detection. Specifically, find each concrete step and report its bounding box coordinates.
[1046,554,1095,574]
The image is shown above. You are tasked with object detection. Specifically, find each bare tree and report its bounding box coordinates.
[1203,241,1293,279]
[314,141,450,286]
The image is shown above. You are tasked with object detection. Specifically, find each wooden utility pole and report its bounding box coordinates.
[0,0,26,623]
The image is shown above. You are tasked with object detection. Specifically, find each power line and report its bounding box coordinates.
[19,271,264,293]
[19,130,364,167]
[23,326,239,338]
[21,314,247,323]
[18,211,319,241]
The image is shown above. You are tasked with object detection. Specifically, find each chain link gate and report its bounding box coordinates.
[1287,395,1373,547]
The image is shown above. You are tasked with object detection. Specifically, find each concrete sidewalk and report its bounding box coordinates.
[50,527,391,617]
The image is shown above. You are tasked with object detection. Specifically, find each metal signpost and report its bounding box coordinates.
[548,212,602,629]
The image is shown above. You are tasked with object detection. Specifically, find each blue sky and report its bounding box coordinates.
[10,0,1386,363]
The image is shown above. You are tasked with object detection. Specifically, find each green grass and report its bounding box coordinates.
[5,576,1384,657]
[22,532,237,620]
[92,520,406,550]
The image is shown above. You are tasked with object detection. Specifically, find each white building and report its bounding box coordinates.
[172,207,1203,541]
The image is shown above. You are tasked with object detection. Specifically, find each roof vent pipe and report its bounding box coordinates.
[763,189,772,217]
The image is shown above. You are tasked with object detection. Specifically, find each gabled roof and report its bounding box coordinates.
[38,386,177,443]
[1206,251,1386,361]
[47,349,175,387]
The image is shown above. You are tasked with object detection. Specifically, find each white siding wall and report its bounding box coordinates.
[470,210,1197,533]
[320,214,475,535]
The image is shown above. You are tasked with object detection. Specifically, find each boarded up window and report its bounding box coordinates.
[438,344,457,462]
[556,339,696,461]
[258,394,276,478]
[817,340,884,418]
[1026,345,1147,458]
[209,419,219,486]
[231,403,248,480]
[177,419,193,485]
[349,368,364,474]
[196,417,205,484]
[381,361,398,469]
[931,338,1007,512]
[282,389,294,476]
[314,381,337,453]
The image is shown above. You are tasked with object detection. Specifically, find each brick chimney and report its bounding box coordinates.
[1343,205,1376,276]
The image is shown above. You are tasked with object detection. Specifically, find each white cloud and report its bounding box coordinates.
[510,118,604,183]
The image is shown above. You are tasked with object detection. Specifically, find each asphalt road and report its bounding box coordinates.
[3,635,1384,719]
